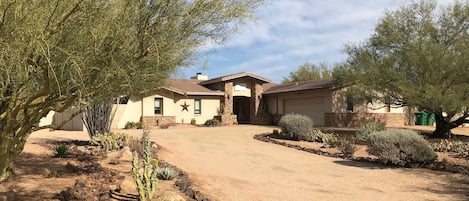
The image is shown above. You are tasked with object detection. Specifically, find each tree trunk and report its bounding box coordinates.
[432,114,453,138]
[0,130,30,182]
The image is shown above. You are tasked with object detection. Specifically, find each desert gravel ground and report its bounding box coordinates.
[29,125,469,201]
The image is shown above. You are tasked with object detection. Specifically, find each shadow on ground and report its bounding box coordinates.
[333,160,388,170]
[334,159,469,200]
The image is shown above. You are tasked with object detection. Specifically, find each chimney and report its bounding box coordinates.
[191,72,208,80]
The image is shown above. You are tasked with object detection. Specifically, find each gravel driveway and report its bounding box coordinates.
[146,125,468,201]
[28,126,469,201]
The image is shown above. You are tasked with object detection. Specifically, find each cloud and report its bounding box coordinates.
[181,0,455,83]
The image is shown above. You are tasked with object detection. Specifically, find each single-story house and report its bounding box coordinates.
[41,72,409,130]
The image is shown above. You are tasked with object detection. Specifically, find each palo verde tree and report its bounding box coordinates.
[0,0,261,181]
[335,0,469,138]
[282,62,332,83]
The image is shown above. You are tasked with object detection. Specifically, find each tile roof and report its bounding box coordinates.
[162,79,224,96]
[263,79,338,95]
[199,72,272,85]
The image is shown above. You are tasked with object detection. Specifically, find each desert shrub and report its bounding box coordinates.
[337,139,358,157]
[322,134,341,148]
[159,124,170,129]
[54,144,70,158]
[125,121,143,129]
[278,114,313,140]
[135,122,143,129]
[432,139,469,157]
[125,121,136,129]
[357,121,385,141]
[367,129,437,166]
[157,167,176,180]
[90,132,130,152]
[309,129,327,142]
[132,130,158,201]
[204,119,221,127]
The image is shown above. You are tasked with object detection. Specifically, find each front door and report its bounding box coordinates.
[233,96,250,123]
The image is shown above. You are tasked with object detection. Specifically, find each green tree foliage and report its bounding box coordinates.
[0,0,261,181]
[335,0,469,138]
[282,62,332,83]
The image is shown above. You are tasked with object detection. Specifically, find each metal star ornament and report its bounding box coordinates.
[181,101,190,112]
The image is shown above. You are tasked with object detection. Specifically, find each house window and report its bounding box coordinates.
[154,98,163,114]
[346,95,354,112]
[194,99,201,114]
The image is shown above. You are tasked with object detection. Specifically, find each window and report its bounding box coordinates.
[346,95,354,112]
[154,98,163,114]
[194,99,201,114]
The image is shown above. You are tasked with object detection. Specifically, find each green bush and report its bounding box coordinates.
[204,119,221,127]
[54,144,70,158]
[367,129,437,166]
[157,167,176,180]
[90,132,130,152]
[278,114,313,140]
[125,121,136,129]
[125,121,143,129]
[357,121,385,141]
[135,122,143,129]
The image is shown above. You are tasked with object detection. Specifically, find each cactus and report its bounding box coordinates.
[132,132,158,201]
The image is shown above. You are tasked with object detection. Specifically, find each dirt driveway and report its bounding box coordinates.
[137,125,468,201]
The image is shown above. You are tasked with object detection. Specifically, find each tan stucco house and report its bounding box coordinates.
[42,72,408,130]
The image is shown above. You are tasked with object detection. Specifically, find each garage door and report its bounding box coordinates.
[284,97,325,126]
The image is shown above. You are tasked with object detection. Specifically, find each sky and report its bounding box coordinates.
[175,0,453,83]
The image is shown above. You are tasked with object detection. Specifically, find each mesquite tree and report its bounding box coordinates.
[0,0,261,181]
[335,0,469,138]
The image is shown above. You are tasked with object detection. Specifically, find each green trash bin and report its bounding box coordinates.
[420,112,428,126]
[415,112,422,125]
[427,113,435,126]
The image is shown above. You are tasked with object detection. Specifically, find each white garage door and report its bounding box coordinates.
[284,97,325,126]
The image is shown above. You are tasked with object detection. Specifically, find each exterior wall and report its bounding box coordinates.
[332,89,404,113]
[214,115,238,125]
[224,82,234,115]
[328,88,406,127]
[324,113,405,127]
[39,111,55,127]
[138,91,220,125]
[112,97,142,129]
[250,81,266,124]
[53,107,84,131]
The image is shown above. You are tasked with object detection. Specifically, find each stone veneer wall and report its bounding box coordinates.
[214,115,237,125]
[250,82,266,124]
[224,82,233,115]
[141,116,176,127]
[324,113,405,127]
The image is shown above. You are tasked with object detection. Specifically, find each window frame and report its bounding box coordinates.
[194,99,201,114]
[154,98,163,115]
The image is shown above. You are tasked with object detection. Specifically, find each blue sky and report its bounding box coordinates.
[175,0,453,83]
